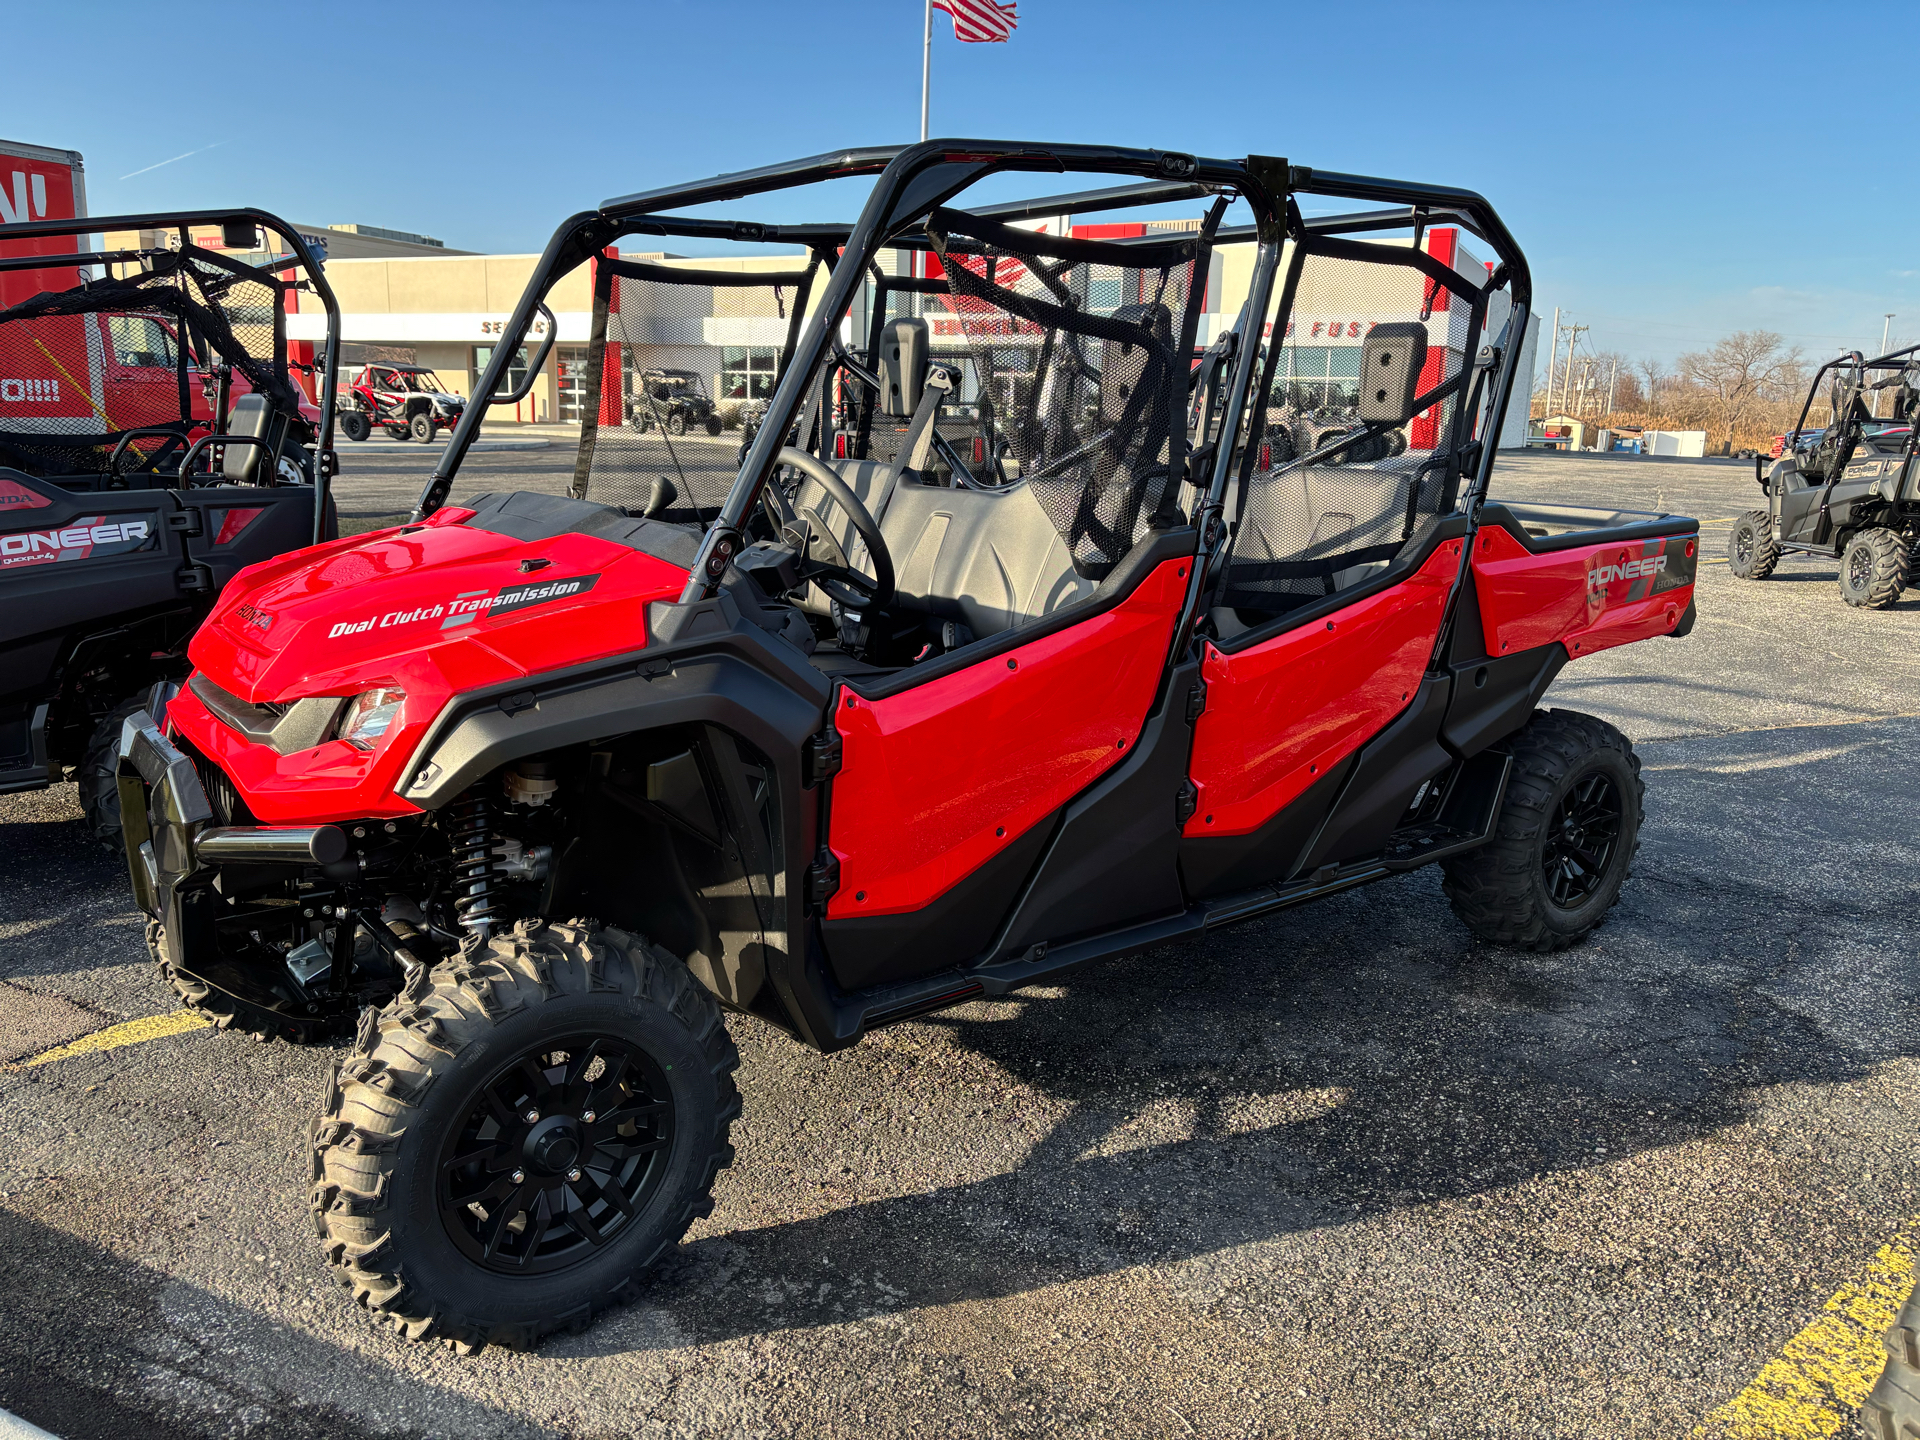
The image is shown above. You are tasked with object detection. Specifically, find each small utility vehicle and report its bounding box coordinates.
[1730,346,1917,607]
[628,367,722,436]
[115,143,1698,1351]
[0,208,338,845]
[339,363,465,445]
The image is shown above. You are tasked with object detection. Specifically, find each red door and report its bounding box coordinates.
[826,556,1192,920]
[1183,540,1460,839]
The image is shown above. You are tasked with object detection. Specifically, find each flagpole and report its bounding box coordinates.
[920,0,931,142]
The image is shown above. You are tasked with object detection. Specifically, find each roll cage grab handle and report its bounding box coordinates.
[411,142,1531,614]
[0,205,343,546]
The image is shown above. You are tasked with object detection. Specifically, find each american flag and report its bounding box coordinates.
[933,0,1018,43]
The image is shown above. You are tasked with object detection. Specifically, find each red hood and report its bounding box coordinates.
[192,509,687,700]
[174,507,691,823]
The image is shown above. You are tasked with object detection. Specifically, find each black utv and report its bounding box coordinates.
[0,209,339,844]
[1730,346,1918,608]
[628,368,723,436]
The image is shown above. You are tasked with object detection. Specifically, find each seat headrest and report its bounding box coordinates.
[223,393,273,483]
[876,317,930,418]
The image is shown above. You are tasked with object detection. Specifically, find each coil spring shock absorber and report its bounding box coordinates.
[447,788,502,941]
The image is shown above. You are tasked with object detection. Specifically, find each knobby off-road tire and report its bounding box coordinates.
[1864,1286,1920,1439]
[339,411,372,443]
[666,411,687,437]
[1840,527,1909,609]
[409,412,437,444]
[1727,509,1780,579]
[1441,708,1644,952]
[147,918,297,1042]
[310,920,740,1352]
[77,692,148,850]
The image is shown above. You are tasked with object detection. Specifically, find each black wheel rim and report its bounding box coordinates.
[1542,770,1623,909]
[1849,545,1871,590]
[438,1034,675,1275]
[1734,526,1753,565]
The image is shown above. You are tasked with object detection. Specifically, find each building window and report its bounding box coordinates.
[719,346,778,401]
[1274,344,1361,411]
[473,344,528,400]
[556,346,591,423]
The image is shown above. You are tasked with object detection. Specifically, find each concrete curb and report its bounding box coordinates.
[336,437,550,453]
[0,1404,55,1438]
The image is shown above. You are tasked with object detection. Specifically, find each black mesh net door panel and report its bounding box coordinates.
[571,255,818,527]
[1223,239,1484,616]
[0,245,302,478]
[922,211,1211,580]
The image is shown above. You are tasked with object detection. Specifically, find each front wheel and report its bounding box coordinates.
[666,412,687,437]
[1727,509,1779,579]
[311,921,740,1351]
[77,692,149,850]
[410,412,437,444]
[1839,527,1909,609]
[703,414,722,437]
[1442,709,1644,952]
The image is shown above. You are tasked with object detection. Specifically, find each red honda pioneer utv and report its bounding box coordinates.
[116,143,1698,1351]
[0,208,339,846]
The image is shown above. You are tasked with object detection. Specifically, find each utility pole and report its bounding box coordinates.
[1543,306,1560,418]
[1560,323,1587,418]
[1605,357,1618,417]
[1882,313,1896,356]
[920,0,932,142]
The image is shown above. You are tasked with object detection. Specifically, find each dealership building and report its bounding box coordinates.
[284,219,1535,446]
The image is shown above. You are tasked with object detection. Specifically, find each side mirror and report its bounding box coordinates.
[221,220,259,251]
[876,317,930,418]
[1357,322,1429,424]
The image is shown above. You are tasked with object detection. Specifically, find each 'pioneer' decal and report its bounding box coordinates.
[326,573,601,639]
[1588,554,1666,587]
[0,517,156,568]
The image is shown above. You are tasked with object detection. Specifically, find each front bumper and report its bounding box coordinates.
[116,692,349,922]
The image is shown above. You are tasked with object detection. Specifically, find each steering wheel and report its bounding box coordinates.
[772,446,895,612]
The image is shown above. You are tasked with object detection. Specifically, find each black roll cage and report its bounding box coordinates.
[1790,344,1919,439]
[0,206,342,545]
[414,141,1532,620]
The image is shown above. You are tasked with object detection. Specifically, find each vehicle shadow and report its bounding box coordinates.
[0,1205,529,1439]
[563,771,1917,1356]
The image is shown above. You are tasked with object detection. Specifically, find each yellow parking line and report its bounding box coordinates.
[1693,1228,1917,1439]
[10,1010,211,1069]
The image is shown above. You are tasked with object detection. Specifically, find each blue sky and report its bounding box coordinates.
[9,0,1915,363]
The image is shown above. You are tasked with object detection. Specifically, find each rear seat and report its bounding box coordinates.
[791,462,1094,638]
[1226,462,1419,604]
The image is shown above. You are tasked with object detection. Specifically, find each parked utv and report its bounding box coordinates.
[628,367,722,436]
[0,208,338,846]
[1730,346,1917,607]
[338,363,465,444]
[115,143,1698,1351]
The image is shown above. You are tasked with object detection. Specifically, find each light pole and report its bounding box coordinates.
[1882,313,1895,356]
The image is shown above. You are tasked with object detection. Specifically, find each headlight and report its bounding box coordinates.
[337,687,405,749]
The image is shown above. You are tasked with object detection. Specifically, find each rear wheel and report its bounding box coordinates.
[311,920,740,1351]
[1442,709,1643,952]
[1839,527,1909,609]
[1727,510,1779,579]
[340,411,371,443]
[385,425,410,441]
[77,692,148,850]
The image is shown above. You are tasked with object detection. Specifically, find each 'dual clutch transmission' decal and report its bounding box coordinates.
[325,573,601,639]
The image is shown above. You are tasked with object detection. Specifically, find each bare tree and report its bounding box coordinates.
[1675,331,1806,454]
[1636,356,1666,407]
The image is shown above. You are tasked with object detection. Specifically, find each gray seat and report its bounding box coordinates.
[1228,462,1418,603]
[222,393,274,484]
[791,461,1095,639]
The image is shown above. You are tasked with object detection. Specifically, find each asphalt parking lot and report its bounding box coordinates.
[1,446,1915,1438]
